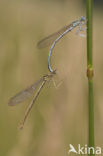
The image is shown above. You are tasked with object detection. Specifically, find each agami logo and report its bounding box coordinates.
[68,144,101,155]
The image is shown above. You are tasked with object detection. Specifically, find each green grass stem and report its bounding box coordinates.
[86,0,95,155]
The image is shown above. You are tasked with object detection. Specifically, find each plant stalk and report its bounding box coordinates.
[86,0,95,155]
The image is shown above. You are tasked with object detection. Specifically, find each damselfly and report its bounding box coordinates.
[37,16,86,72]
[8,71,56,129]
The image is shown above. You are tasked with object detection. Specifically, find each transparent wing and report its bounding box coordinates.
[8,77,44,106]
[37,23,72,48]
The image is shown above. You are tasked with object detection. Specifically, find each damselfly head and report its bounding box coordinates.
[80,16,86,22]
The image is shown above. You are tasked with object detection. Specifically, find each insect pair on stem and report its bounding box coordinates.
[8,16,86,129]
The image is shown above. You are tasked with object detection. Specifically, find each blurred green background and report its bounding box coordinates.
[0,0,103,155]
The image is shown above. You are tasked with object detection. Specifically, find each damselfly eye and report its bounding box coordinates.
[80,16,86,22]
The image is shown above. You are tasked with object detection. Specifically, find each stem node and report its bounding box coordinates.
[87,67,94,80]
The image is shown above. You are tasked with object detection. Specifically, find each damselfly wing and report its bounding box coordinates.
[37,23,72,48]
[8,77,44,106]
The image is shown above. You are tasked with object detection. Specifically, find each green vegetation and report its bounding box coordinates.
[86,0,95,155]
